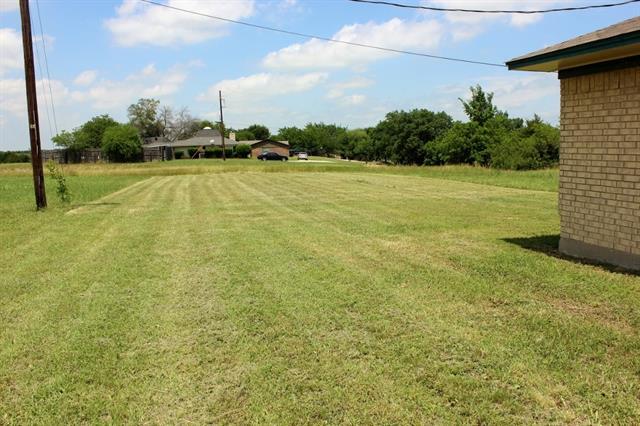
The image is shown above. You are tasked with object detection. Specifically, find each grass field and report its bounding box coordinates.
[1,161,638,424]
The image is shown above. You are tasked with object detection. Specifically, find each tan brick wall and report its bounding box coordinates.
[251,144,289,158]
[559,65,640,256]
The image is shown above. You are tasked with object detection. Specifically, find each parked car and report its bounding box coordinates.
[257,151,288,161]
[298,152,308,160]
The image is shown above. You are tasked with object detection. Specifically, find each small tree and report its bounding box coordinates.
[127,98,161,138]
[102,124,142,162]
[235,144,251,158]
[460,85,498,126]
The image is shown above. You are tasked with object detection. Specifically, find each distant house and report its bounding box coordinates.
[145,127,290,158]
[507,17,639,271]
[243,139,290,158]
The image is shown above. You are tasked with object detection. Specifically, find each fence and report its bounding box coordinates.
[42,147,172,163]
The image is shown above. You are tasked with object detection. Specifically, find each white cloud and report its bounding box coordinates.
[0,0,18,13]
[70,63,190,109]
[0,77,70,117]
[340,94,366,106]
[263,18,443,70]
[105,0,255,47]
[430,73,560,122]
[73,70,98,86]
[426,1,572,40]
[200,72,328,103]
[0,28,22,76]
[326,76,374,99]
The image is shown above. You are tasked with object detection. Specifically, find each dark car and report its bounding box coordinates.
[257,152,288,161]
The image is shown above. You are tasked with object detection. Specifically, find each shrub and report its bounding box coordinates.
[205,147,223,158]
[46,160,71,203]
[174,151,184,160]
[187,148,199,158]
[489,135,541,170]
[101,124,142,162]
[0,151,30,163]
[234,144,251,158]
[225,148,233,159]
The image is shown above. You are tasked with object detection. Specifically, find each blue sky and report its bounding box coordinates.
[0,0,637,150]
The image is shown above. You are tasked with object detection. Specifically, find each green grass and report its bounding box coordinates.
[1,162,637,424]
[0,158,559,192]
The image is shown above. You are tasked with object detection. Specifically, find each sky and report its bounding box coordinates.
[0,0,637,150]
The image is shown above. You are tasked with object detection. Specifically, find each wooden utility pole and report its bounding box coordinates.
[219,90,226,161]
[19,0,46,209]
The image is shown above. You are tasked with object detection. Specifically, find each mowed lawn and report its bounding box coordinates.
[1,164,638,424]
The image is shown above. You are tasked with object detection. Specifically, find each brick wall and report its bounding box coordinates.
[251,143,289,158]
[559,65,640,262]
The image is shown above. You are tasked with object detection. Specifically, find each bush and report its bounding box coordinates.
[174,151,184,160]
[187,148,199,158]
[235,144,251,158]
[489,135,541,170]
[46,160,71,203]
[225,148,233,159]
[101,124,142,162]
[205,147,223,158]
[0,151,30,163]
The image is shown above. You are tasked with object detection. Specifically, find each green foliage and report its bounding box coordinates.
[234,144,251,158]
[75,115,119,148]
[235,129,256,141]
[371,109,453,164]
[101,124,142,162]
[276,126,307,150]
[52,130,78,149]
[205,147,223,158]
[45,160,71,203]
[127,98,161,138]
[489,117,560,170]
[174,151,184,160]
[244,124,270,140]
[52,115,119,151]
[187,148,199,158]
[460,84,499,125]
[199,120,216,129]
[0,151,30,163]
[339,129,373,161]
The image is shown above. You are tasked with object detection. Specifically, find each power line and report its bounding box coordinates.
[35,0,58,136]
[30,10,53,140]
[138,0,505,67]
[348,0,640,14]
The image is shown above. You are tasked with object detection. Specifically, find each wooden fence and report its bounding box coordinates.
[42,146,172,163]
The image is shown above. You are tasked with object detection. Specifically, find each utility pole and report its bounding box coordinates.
[19,0,46,209]
[218,90,226,161]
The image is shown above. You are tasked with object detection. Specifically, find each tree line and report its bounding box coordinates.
[47,85,559,169]
[275,85,559,170]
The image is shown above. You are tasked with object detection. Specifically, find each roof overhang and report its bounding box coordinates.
[506,30,640,72]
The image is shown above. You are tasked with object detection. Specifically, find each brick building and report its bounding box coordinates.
[507,18,639,271]
[247,139,290,158]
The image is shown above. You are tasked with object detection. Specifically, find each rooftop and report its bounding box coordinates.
[506,16,640,72]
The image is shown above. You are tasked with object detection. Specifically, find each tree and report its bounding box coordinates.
[52,130,78,149]
[235,144,251,158]
[75,114,119,148]
[52,115,119,151]
[371,109,453,164]
[339,129,372,161]
[102,124,142,162]
[460,85,498,126]
[244,124,270,140]
[158,106,200,142]
[302,123,347,155]
[276,126,307,151]
[127,98,161,138]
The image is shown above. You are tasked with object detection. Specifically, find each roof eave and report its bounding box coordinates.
[506,31,640,72]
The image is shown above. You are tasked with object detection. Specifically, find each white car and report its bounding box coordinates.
[298,152,308,160]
